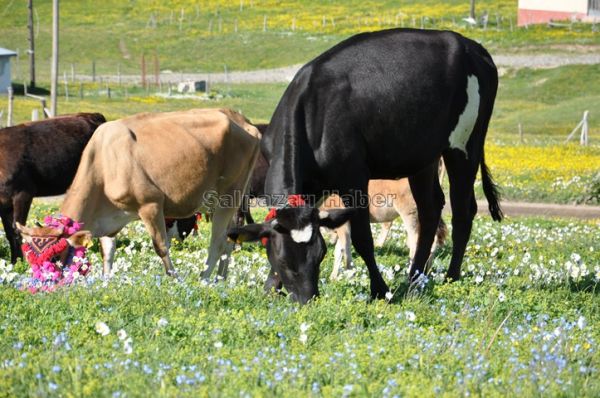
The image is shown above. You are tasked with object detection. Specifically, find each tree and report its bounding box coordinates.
[470,0,476,20]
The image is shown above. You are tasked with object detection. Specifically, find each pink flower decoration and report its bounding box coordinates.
[22,215,91,293]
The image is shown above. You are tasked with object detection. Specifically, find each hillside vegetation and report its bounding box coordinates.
[1,0,599,78]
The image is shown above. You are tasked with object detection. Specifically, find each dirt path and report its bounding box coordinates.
[473,201,600,220]
[36,197,600,220]
[77,53,600,85]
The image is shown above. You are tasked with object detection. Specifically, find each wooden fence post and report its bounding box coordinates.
[63,71,69,101]
[518,123,523,143]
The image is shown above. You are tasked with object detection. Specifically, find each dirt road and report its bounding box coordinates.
[36,197,600,220]
[473,201,600,220]
[77,53,600,85]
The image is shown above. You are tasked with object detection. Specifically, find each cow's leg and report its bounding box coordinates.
[408,164,444,281]
[398,210,419,260]
[341,188,389,299]
[138,203,176,276]
[443,151,479,281]
[374,221,392,248]
[203,205,237,280]
[9,191,33,262]
[330,222,352,280]
[0,206,18,263]
[264,267,283,293]
[242,195,255,225]
[99,236,116,275]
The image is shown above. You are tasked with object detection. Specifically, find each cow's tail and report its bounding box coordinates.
[480,151,503,222]
[464,36,503,222]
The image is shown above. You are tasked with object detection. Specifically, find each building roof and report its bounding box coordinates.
[0,48,17,57]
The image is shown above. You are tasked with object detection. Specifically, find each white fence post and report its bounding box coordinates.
[580,110,589,146]
[7,86,14,127]
[565,110,590,145]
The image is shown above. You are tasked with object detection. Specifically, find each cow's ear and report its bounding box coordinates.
[15,222,33,242]
[318,208,355,229]
[66,230,93,248]
[227,223,273,244]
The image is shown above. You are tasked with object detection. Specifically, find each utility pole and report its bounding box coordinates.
[470,0,476,20]
[27,0,35,88]
[50,0,59,116]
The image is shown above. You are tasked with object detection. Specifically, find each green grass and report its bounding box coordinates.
[1,203,599,396]
[1,0,599,80]
[491,65,600,141]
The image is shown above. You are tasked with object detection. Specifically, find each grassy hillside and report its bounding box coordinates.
[1,0,599,79]
[492,64,600,141]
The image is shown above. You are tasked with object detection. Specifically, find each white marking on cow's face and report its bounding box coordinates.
[448,75,480,155]
[318,210,329,220]
[291,224,313,243]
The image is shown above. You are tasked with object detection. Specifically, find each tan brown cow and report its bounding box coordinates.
[17,108,261,279]
[321,178,448,280]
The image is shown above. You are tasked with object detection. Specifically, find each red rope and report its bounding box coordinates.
[262,194,306,245]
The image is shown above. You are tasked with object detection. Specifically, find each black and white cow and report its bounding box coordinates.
[228,28,502,304]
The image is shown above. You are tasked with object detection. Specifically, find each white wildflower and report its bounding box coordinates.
[405,311,416,322]
[95,321,110,336]
[299,333,308,344]
[157,318,169,327]
[117,329,128,341]
[123,337,133,355]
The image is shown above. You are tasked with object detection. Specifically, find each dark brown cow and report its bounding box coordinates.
[236,124,269,226]
[0,113,106,262]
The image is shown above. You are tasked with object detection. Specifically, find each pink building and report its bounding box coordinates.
[518,0,600,26]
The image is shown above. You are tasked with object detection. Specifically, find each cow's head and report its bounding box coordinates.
[227,206,353,304]
[16,222,93,264]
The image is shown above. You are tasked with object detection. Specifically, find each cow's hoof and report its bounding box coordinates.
[445,272,460,283]
[166,269,179,279]
[370,284,390,300]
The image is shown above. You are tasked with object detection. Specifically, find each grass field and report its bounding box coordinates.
[0,203,599,396]
[1,0,599,78]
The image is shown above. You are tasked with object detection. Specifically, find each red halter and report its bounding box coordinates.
[262,194,306,245]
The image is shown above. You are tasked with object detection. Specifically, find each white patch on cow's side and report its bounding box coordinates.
[448,75,480,156]
[291,224,313,243]
[318,210,329,220]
